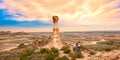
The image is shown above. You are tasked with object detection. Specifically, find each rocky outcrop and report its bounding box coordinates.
[43,16,64,49]
[52,16,59,37]
[32,16,64,49]
[0,31,11,35]
[32,40,41,48]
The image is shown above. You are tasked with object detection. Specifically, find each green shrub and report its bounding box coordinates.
[19,49,34,60]
[97,40,120,49]
[19,55,29,60]
[105,48,112,51]
[29,54,44,60]
[50,47,59,57]
[51,47,59,53]
[63,48,71,54]
[61,46,71,54]
[71,56,76,60]
[44,52,56,60]
[61,46,68,51]
[98,40,114,45]
[69,52,84,59]
[75,52,84,58]
[56,57,61,60]
[6,56,19,60]
[89,50,96,55]
[40,48,50,54]
[0,51,8,56]
[83,44,114,51]
[81,40,120,52]
[56,56,69,60]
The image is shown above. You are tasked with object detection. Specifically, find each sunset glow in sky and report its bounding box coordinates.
[0,0,120,32]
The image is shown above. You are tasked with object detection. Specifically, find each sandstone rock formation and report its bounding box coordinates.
[52,16,59,37]
[32,16,64,49]
[43,16,64,49]
[32,39,49,48]
[0,31,11,35]
[32,40,41,48]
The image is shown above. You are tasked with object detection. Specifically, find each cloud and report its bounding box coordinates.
[0,0,120,26]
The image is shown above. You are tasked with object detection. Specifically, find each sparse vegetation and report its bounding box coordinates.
[61,46,71,54]
[63,48,71,54]
[38,47,59,60]
[89,50,96,55]
[56,56,69,60]
[39,48,50,54]
[61,46,68,51]
[51,47,59,57]
[19,49,34,60]
[98,40,120,49]
[82,40,120,52]
[51,47,59,54]
[71,56,76,60]
[83,44,115,51]
[0,32,120,60]
[44,52,56,60]
[69,51,84,59]
[0,51,8,56]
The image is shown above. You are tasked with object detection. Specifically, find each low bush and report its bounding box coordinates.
[89,50,96,55]
[19,49,34,60]
[61,46,71,54]
[44,52,56,60]
[98,40,120,49]
[75,52,84,58]
[0,51,8,56]
[81,40,120,52]
[39,48,50,54]
[71,57,76,60]
[63,48,71,54]
[83,44,114,51]
[29,54,44,60]
[69,51,84,59]
[56,56,69,60]
[51,47,59,53]
[6,56,19,60]
[61,46,68,51]
[50,47,59,57]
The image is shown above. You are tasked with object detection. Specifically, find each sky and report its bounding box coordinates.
[0,0,120,32]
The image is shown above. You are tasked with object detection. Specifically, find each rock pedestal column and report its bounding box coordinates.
[52,16,59,38]
[43,16,64,49]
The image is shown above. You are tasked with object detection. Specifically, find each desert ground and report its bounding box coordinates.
[0,31,120,60]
